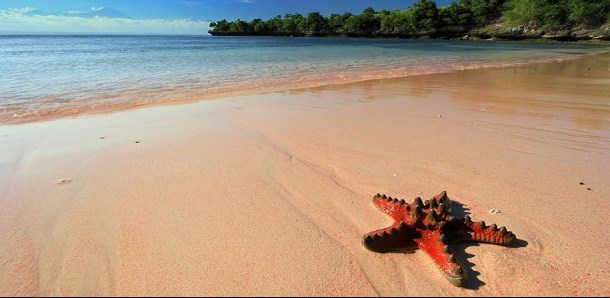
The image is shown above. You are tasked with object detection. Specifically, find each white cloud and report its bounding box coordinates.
[5,7,36,14]
[0,7,210,34]
[91,7,105,11]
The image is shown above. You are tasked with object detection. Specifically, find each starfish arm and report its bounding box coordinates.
[372,193,410,222]
[363,221,417,253]
[416,230,468,287]
[455,218,516,246]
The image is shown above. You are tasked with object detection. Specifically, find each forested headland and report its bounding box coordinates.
[208,0,610,42]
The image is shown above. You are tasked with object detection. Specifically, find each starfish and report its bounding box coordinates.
[362,191,516,287]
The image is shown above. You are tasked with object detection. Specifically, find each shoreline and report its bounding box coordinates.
[1,49,609,296]
[209,30,610,44]
[2,48,608,126]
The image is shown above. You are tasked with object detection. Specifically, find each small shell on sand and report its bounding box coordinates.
[56,178,72,185]
[489,208,500,214]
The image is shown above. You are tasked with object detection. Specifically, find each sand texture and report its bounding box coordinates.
[1,53,609,296]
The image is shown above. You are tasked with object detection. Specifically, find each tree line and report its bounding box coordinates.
[208,0,610,37]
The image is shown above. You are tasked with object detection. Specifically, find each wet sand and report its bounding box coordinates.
[0,53,609,296]
[2,51,603,126]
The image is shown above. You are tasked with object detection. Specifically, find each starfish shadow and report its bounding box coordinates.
[450,200,469,218]
[455,242,485,289]
[450,200,528,289]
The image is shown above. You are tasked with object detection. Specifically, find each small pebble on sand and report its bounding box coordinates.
[489,208,501,214]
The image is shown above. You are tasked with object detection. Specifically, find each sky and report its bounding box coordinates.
[0,0,454,35]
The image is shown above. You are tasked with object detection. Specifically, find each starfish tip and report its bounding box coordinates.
[448,266,468,287]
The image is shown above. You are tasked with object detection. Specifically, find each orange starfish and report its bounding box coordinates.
[363,191,516,287]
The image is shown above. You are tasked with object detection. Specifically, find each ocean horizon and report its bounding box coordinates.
[1,34,607,123]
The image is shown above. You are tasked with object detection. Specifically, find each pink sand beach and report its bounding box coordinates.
[1,52,609,296]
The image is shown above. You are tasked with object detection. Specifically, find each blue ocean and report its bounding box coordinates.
[0,35,606,122]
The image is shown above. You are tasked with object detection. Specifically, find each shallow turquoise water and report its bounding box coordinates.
[0,35,607,120]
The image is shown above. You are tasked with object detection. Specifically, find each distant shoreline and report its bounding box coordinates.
[208,1,610,44]
[209,27,610,44]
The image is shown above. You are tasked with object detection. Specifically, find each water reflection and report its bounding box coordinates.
[290,53,610,153]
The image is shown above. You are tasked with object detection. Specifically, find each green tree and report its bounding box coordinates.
[251,18,267,32]
[264,16,284,32]
[210,19,229,31]
[380,9,415,32]
[567,0,610,27]
[503,0,568,29]
[460,0,506,25]
[411,0,439,31]
[327,13,352,33]
[281,13,306,34]
[228,19,252,32]
[439,2,475,27]
[504,0,610,29]
[305,12,327,33]
[345,7,381,33]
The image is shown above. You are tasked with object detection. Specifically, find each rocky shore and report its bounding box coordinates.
[466,23,610,42]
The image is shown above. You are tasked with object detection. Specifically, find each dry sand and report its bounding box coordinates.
[1,52,609,296]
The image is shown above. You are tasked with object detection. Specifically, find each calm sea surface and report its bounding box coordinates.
[0,35,607,123]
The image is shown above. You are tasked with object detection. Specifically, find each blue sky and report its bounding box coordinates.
[0,0,454,34]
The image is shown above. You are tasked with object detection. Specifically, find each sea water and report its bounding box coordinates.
[0,35,606,123]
